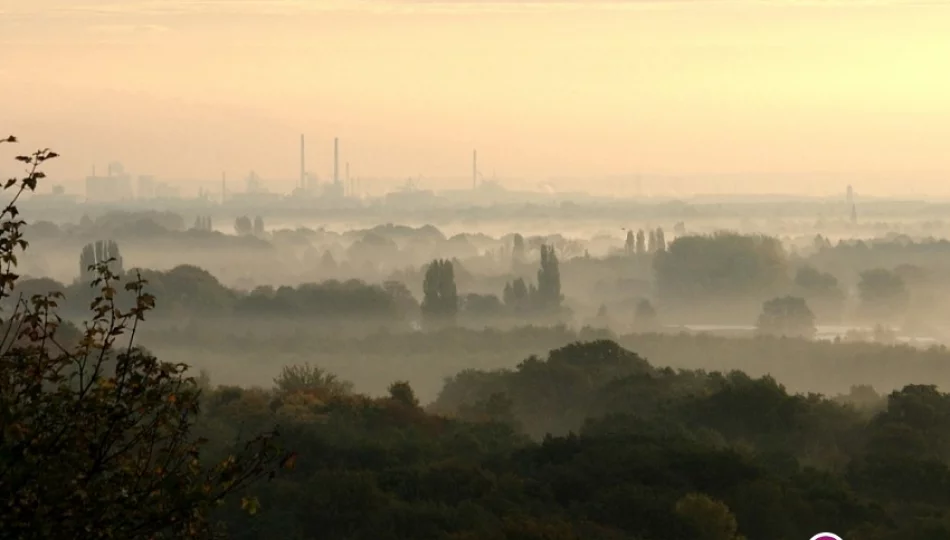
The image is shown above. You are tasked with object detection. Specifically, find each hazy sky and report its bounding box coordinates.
[2,0,949,196]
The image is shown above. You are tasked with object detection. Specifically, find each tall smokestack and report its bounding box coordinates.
[221,172,226,204]
[472,149,477,190]
[300,134,305,190]
[333,137,339,186]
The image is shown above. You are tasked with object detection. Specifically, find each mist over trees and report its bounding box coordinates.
[756,295,817,338]
[78,239,123,283]
[421,258,458,325]
[12,136,950,539]
[0,141,293,540]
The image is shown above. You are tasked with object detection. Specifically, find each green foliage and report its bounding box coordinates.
[434,340,653,438]
[18,271,415,323]
[238,279,413,321]
[388,380,420,408]
[674,493,744,540]
[12,134,950,538]
[0,139,292,539]
[148,322,950,408]
[196,338,950,540]
[274,363,354,397]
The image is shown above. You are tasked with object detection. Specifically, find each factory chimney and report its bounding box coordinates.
[221,172,227,204]
[472,149,477,190]
[333,137,340,186]
[300,134,306,190]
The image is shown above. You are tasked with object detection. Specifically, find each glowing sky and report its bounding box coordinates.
[2,0,949,195]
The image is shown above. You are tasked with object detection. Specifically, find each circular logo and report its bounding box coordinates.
[810,534,842,540]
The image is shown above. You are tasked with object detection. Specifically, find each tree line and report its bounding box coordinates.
[7,139,950,540]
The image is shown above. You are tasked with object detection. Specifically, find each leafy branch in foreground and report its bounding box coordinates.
[0,137,295,539]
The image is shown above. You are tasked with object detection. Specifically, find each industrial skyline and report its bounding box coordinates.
[62,134,925,205]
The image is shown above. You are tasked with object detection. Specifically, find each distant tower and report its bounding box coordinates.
[333,137,340,187]
[472,149,477,190]
[221,172,226,204]
[300,134,306,190]
[851,203,857,224]
[846,184,853,206]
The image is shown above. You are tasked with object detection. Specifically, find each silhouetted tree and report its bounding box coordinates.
[388,380,419,408]
[794,266,841,298]
[858,268,908,322]
[636,229,646,255]
[503,277,530,310]
[812,234,832,252]
[234,215,252,235]
[654,232,789,309]
[512,233,526,266]
[655,227,667,252]
[756,295,816,339]
[253,215,265,236]
[274,363,353,397]
[421,259,458,324]
[625,230,635,255]
[536,244,562,310]
[793,265,845,322]
[0,138,293,540]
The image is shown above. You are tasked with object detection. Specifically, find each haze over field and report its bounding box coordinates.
[11,2,950,539]
[3,0,950,195]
